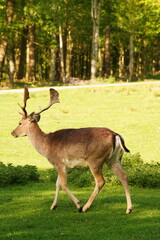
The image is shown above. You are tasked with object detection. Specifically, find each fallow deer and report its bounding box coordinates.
[11,86,132,214]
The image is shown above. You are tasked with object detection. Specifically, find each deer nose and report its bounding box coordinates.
[11,131,18,138]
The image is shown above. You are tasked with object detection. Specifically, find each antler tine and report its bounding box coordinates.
[35,88,59,115]
[18,86,30,116]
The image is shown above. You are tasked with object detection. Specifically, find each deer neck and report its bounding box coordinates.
[27,122,49,158]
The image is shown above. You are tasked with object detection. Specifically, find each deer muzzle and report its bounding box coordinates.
[11,130,18,138]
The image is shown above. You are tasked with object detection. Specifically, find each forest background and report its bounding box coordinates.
[0,2,160,237]
[0,0,159,88]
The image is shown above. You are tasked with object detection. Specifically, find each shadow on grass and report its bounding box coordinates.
[0,183,160,240]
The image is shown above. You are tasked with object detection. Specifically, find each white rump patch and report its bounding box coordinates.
[107,135,123,168]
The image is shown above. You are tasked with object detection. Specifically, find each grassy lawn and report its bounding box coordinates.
[0,182,160,240]
[0,82,160,167]
[0,82,160,240]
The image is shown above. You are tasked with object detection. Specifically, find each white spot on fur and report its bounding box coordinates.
[62,158,87,168]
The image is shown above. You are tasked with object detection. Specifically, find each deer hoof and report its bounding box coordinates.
[50,205,57,210]
[78,207,83,213]
[126,208,132,214]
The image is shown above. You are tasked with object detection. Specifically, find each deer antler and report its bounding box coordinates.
[18,86,30,117]
[34,88,59,115]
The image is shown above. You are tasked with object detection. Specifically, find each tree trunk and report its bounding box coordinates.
[0,0,15,81]
[137,53,143,77]
[118,41,124,78]
[104,26,110,78]
[91,0,101,80]
[128,34,134,82]
[6,0,15,24]
[152,42,157,75]
[49,48,56,85]
[16,28,27,80]
[0,40,7,81]
[98,47,103,77]
[26,25,36,82]
[143,40,147,75]
[50,47,57,85]
[66,30,72,80]
[50,33,57,85]
[59,24,66,83]
[8,45,15,86]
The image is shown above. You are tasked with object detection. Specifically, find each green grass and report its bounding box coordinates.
[0,82,160,168]
[0,182,160,240]
[0,83,160,240]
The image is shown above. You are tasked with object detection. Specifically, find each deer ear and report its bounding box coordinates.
[33,114,41,123]
[29,112,41,122]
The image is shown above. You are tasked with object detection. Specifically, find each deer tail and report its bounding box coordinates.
[115,134,130,153]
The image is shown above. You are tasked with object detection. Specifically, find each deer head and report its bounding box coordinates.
[11,86,59,137]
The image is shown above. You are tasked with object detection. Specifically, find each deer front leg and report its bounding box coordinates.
[111,161,132,214]
[58,166,82,211]
[50,175,61,210]
[82,167,105,212]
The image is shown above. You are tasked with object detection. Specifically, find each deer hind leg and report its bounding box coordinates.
[82,166,105,212]
[57,165,82,211]
[111,161,132,214]
[50,175,61,210]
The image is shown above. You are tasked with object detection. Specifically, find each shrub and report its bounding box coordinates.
[67,168,94,187]
[48,153,160,188]
[47,168,58,183]
[48,167,108,187]
[126,162,160,188]
[122,152,144,168]
[0,162,39,185]
[47,167,94,187]
[122,153,160,188]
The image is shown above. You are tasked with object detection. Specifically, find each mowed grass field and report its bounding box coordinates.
[0,82,160,168]
[0,82,160,240]
[0,182,160,240]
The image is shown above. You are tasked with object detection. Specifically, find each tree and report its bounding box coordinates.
[91,0,101,80]
[0,0,159,86]
[104,26,110,78]
[50,33,57,85]
[26,24,36,82]
[59,24,66,83]
[0,0,15,83]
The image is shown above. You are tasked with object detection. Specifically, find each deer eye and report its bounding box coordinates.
[19,122,22,125]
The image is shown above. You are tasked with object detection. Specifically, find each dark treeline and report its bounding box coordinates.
[0,0,159,86]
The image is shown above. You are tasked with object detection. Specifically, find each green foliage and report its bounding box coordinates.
[0,162,39,185]
[48,167,94,188]
[127,163,160,188]
[123,152,144,167]
[0,0,160,84]
[122,153,160,188]
[48,153,160,188]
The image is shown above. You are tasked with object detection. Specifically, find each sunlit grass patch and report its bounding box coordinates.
[0,183,160,240]
[0,83,160,168]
